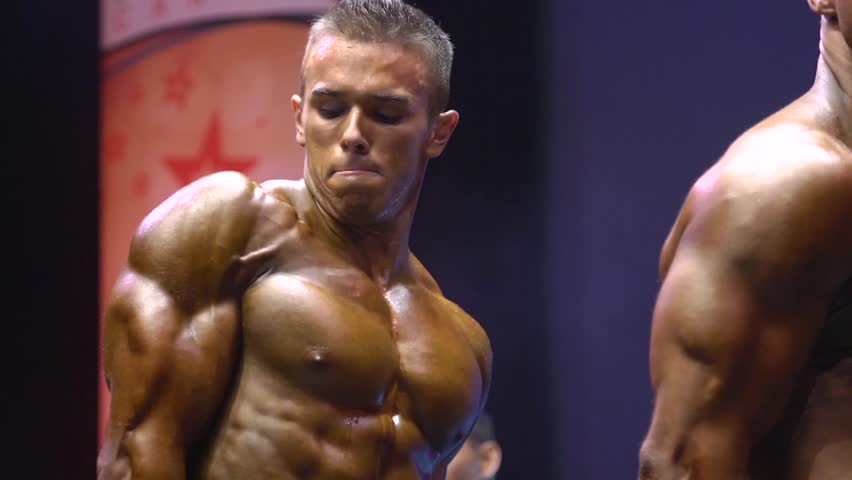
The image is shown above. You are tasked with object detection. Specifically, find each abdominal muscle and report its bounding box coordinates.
[195,356,436,480]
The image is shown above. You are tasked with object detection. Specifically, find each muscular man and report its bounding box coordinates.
[446,413,503,480]
[639,1,851,479]
[96,1,492,478]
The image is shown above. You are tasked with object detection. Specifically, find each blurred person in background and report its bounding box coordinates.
[447,412,503,480]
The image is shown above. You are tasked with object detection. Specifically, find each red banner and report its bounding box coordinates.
[99,13,322,442]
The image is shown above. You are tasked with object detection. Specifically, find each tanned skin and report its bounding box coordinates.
[97,34,491,480]
[639,2,852,479]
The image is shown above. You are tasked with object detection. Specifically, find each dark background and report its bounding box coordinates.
[10,0,821,478]
[11,2,100,479]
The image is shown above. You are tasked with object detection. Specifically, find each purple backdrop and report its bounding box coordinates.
[547,1,818,477]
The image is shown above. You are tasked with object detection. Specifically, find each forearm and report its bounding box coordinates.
[639,420,750,480]
[98,436,186,480]
[98,458,186,480]
[640,354,753,480]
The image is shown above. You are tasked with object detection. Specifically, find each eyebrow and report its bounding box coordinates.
[311,87,344,98]
[311,87,412,105]
[370,93,411,104]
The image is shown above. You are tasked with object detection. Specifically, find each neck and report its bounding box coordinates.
[305,181,423,289]
[810,18,852,146]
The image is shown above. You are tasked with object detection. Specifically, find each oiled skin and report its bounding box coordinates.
[97,174,492,480]
[98,17,491,479]
[638,11,852,480]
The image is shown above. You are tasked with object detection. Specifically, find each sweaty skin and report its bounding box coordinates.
[97,35,491,480]
[639,6,852,480]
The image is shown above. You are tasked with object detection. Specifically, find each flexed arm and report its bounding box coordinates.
[639,148,852,479]
[97,172,281,479]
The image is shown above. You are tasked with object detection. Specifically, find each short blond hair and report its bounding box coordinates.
[301,0,454,114]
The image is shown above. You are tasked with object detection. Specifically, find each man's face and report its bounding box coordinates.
[294,35,456,225]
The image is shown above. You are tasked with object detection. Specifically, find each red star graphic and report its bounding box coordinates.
[152,0,168,18]
[164,112,258,186]
[163,63,194,108]
[131,172,150,197]
[128,83,144,105]
[102,132,127,165]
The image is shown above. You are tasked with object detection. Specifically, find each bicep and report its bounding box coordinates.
[100,269,240,478]
[643,249,825,475]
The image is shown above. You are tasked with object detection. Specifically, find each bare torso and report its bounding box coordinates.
[648,92,852,479]
[716,100,852,458]
[750,281,851,479]
[197,181,489,479]
[98,175,491,480]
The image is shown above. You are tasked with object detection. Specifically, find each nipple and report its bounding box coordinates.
[304,345,330,368]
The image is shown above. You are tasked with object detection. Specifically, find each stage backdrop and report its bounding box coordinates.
[99,0,331,443]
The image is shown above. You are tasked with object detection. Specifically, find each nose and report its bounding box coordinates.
[340,109,369,155]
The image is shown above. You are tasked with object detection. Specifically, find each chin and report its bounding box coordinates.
[313,174,414,226]
[330,196,393,226]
